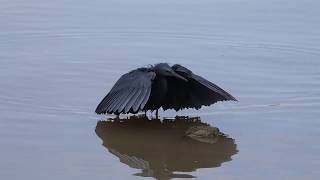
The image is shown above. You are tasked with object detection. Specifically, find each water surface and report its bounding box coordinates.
[1,0,320,179]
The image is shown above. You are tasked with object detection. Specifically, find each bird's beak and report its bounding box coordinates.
[171,71,188,82]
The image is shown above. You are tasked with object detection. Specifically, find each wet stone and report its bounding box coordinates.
[185,126,226,144]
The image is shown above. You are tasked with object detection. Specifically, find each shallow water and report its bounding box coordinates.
[1,0,320,179]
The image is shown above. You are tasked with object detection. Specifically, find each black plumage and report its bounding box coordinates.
[95,63,237,115]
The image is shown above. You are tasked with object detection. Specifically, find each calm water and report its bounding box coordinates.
[1,0,320,179]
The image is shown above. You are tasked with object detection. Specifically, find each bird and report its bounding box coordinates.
[95,63,237,116]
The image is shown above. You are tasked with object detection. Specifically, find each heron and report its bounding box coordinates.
[95,63,237,116]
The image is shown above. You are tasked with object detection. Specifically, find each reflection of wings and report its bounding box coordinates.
[162,64,237,111]
[95,116,238,179]
[109,148,150,170]
[95,68,156,114]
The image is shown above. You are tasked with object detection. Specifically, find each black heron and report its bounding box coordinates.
[95,63,237,116]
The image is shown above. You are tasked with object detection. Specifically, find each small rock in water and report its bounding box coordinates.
[185,126,225,144]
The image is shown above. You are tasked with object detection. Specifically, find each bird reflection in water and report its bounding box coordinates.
[95,115,238,179]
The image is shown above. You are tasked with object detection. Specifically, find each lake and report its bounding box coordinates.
[1,0,320,179]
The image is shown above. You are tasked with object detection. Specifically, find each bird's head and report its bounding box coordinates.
[154,63,188,81]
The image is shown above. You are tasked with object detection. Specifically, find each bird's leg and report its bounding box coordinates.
[144,110,147,117]
[114,113,120,121]
[156,109,159,119]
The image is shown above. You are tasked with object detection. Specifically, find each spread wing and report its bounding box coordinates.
[162,64,237,111]
[95,68,156,114]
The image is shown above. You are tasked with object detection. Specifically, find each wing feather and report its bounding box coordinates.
[140,87,151,110]
[124,88,142,113]
[107,90,127,112]
[161,64,236,111]
[107,89,126,113]
[98,91,121,114]
[191,74,237,101]
[95,68,155,114]
[112,88,134,113]
[118,88,138,113]
[132,88,147,112]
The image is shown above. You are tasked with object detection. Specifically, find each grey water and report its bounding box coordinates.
[1,0,320,179]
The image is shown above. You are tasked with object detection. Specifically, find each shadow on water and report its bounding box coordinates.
[95,115,238,179]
